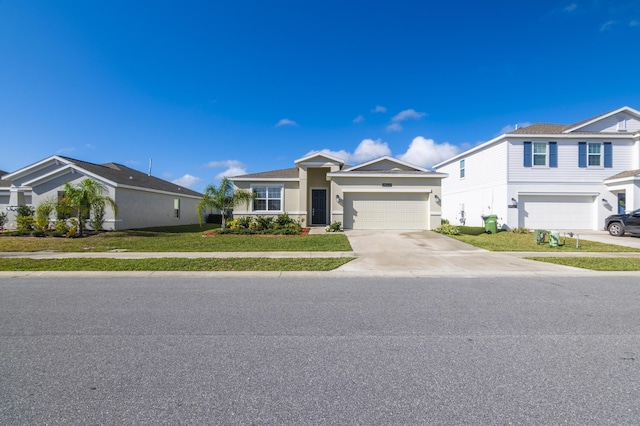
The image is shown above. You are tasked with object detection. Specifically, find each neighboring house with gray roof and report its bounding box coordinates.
[434,106,640,231]
[1,155,202,230]
[230,153,446,230]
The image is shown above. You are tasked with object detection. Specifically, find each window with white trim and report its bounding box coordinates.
[588,143,601,167]
[533,142,547,166]
[252,186,282,211]
[459,159,465,178]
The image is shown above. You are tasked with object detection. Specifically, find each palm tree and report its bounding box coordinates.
[60,179,118,236]
[196,177,254,229]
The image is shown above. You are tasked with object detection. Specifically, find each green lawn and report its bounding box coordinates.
[527,257,640,271]
[449,231,640,252]
[0,257,355,271]
[0,224,352,252]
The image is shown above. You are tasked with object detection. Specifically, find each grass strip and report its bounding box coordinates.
[0,257,355,272]
[527,257,640,271]
[0,224,352,252]
[450,232,640,252]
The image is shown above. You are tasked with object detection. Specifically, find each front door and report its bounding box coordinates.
[311,189,327,225]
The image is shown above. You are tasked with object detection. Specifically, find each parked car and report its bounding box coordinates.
[605,208,640,236]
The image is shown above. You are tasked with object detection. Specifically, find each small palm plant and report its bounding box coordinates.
[59,179,118,236]
[196,177,254,230]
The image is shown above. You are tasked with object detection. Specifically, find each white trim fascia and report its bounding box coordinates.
[116,184,202,199]
[233,211,307,215]
[517,191,600,196]
[294,152,345,165]
[22,164,118,188]
[562,106,640,133]
[604,176,640,185]
[327,172,446,178]
[342,188,432,193]
[1,155,72,181]
[104,219,124,223]
[331,210,344,215]
[343,155,430,172]
[230,177,299,182]
[298,161,340,168]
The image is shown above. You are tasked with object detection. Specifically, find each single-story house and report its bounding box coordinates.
[230,153,446,230]
[433,106,640,231]
[1,155,203,230]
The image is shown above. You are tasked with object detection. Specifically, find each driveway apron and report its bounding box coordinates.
[337,230,577,274]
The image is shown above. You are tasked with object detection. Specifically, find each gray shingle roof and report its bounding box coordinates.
[606,169,640,181]
[231,167,299,179]
[333,170,439,175]
[509,123,569,134]
[60,157,202,197]
[0,170,10,187]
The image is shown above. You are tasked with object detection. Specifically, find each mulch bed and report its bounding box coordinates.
[202,228,310,237]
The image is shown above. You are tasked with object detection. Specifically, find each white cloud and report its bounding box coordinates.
[392,109,427,122]
[205,159,247,180]
[564,3,577,12]
[600,20,616,31]
[372,105,387,113]
[386,123,403,132]
[498,122,531,135]
[56,147,76,155]
[397,136,460,169]
[308,139,391,165]
[206,159,244,168]
[172,174,202,188]
[353,115,365,123]
[275,118,298,127]
[215,167,247,180]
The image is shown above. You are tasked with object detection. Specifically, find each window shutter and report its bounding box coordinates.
[549,142,558,168]
[523,142,532,167]
[578,142,587,168]
[604,142,612,168]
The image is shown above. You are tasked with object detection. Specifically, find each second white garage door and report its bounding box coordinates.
[518,195,595,230]
[343,192,429,230]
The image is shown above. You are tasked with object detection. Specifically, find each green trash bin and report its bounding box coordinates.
[483,214,498,234]
[549,231,560,247]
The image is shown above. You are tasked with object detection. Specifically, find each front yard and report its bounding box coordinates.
[0,224,352,252]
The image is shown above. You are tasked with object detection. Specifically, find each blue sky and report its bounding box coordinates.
[1,1,639,192]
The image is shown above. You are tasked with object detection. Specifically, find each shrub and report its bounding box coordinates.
[275,213,295,227]
[15,205,35,232]
[254,215,274,231]
[54,220,69,235]
[66,218,78,238]
[30,229,47,237]
[434,223,460,235]
[458,226,486,236]
[35,200,56,233]
[509,227,531,234]
[325,221,342,232]
[441,218,450,225]
[0,211,7,230]
[236,216,254,229]
[89,203,106,232]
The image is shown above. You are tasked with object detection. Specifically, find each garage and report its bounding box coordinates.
[343,192,429,230]
[518,195,596,230]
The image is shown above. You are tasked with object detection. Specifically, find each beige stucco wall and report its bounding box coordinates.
[232,181,303,222]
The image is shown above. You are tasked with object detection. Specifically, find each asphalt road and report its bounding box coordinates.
[1,276,639,425]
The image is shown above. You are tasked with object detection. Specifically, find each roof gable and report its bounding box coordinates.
[294,152,345,166]
[563,106,640,134]
[345,156,429,172]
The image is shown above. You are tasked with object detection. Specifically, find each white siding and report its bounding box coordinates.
[507,139,635,183]
[438,141,508,227]
[577,112,640,133]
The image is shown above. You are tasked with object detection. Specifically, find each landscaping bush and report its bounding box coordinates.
[326,221,342,232]
[0,211,7,230]
[235,216,254,229]
[458,226,486,236]
[509,227,531,234]
[434,223,460,235]
[254,215,274,231]
[15,205,35,232]
[213,213,303,235]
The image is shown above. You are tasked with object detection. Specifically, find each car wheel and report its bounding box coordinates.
[608,222,625,237]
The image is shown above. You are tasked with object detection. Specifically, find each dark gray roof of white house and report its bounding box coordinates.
[231,167,300,179]
[60,157,203,197]
[606,169,640,180]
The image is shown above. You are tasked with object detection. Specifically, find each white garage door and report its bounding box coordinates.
[519,195,595,230]
[344,193,428,230]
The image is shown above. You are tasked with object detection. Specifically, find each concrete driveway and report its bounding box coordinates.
[563,230,640,249]
[336,230,581,276]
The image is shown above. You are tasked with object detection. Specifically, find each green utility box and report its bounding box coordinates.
[549,231,560,247]
[483,215,498,234]
[534,230,548,244]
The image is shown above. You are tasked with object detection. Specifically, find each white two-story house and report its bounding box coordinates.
[433,106,640,231]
